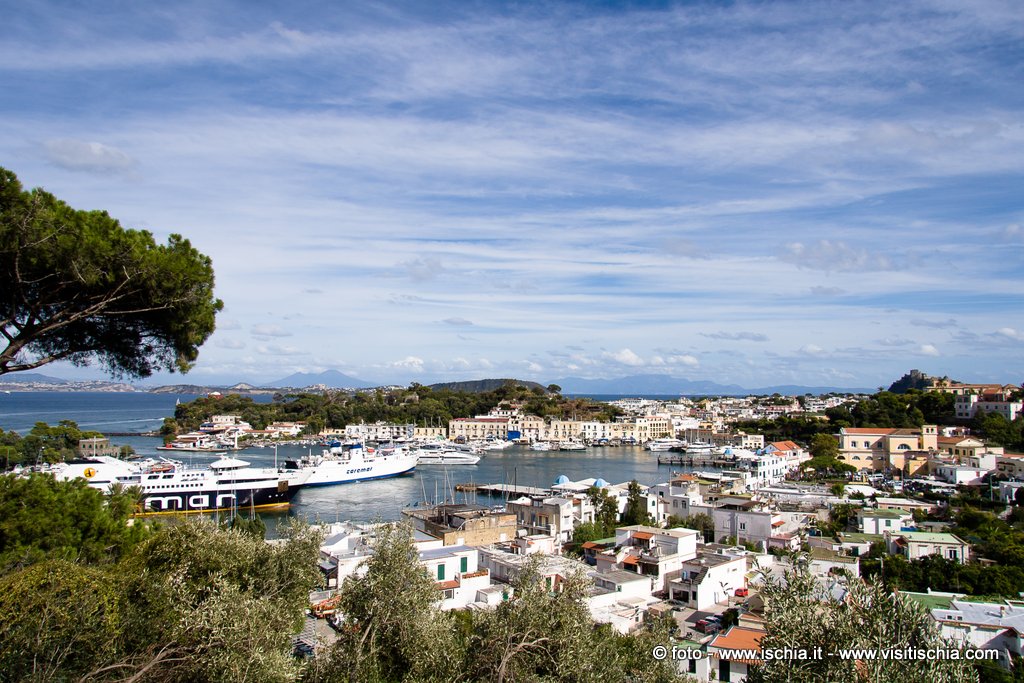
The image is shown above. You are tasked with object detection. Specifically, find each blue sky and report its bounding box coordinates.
[2,0,1022,388]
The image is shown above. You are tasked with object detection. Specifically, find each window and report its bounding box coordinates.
[460,557,468,573]
[719,658,731,682]
[437,564,445,580]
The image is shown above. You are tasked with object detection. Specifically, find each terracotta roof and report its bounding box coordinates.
[622,555,639,566]
[632,531,654,540]
[771,440,800,451]
[772,520,785,527]
[435,580,459,590]
[711,626,764,663]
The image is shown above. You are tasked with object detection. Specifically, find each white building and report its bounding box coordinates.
[594,525,700,593]
[667,550,747,610]
[927,596,1024,668]
[885,531,971,564]
[418,544,493,610]
[343,422,416,441]
[857,508,913,535]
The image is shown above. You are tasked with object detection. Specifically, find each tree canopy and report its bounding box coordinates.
[0,167,223,377]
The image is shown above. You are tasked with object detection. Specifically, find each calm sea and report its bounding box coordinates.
[0,392,699,529]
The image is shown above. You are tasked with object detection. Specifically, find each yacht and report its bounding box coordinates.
[530,441,552,451]
[645,438,686,452]
[411,443,481,465]
[558,439,587,451]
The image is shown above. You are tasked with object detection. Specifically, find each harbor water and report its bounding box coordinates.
[0,392,705,527]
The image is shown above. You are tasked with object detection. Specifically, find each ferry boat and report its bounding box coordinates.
[54,455,307,514]
[283,442,418,485]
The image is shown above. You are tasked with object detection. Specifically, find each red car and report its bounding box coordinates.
[734,588,749,597]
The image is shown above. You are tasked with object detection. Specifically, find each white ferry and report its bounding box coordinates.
[282,442,418,486]
[55,455,307,514]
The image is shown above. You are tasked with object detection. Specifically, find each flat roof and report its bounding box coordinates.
[898,531,967,544]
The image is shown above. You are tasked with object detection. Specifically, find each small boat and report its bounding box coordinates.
[558,439,586,451]
[530,441,552,451]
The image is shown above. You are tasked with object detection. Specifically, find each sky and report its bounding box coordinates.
[1,0,1022,389]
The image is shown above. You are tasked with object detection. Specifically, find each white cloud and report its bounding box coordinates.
[997,327,1024,341]
[606,348,645,366]
[214,339,246,350]
[42,139,135,173]
[876,337,915,347]
[920,344,940,357]
[251,324,292,338]
[668,354,699,367]
[442,317,474,326]
[255,344,306,356]
[701,331,768,342]
[800,344,825,356]
[401,258,445,282]
[388,356,425,372]
[781,240,894,272]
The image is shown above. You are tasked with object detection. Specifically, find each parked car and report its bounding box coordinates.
[734,587,749,597]
[695,618,721,634]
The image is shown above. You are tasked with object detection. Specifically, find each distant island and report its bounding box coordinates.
[1,370,882,396]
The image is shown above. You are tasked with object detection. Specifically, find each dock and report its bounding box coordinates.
[657,454,751,468]
[455,483,551,498]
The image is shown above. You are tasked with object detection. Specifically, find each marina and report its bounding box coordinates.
[0,392,715,530]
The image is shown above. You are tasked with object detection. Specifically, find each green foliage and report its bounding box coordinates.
[972,411,1024,451]
[0,166,223,377]
[0,559,127,681]
[809,433,839,460]
[168,388,621,436]
[801,455,856,476]
[621,480,654,527]
[465,555,678,682]
[749,564,976,682]
[0,518,322,683]
[117,518,323,682]
[309,522,464,682]
[667,513,714,542]
[0,473,149,574]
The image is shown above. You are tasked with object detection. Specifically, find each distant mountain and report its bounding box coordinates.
[427,378,547,394]
[552,374,746,395]
[266,369,375,389]
[552,374,873,396]
[0,372,68,384]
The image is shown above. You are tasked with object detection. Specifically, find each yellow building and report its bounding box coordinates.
[836,425,937,472]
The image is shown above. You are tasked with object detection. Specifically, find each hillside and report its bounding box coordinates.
[427,378,547,393]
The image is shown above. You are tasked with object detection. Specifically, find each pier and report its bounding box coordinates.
[657,453,751,468]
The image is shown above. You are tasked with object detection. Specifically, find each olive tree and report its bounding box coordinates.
[749,562,977,682]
